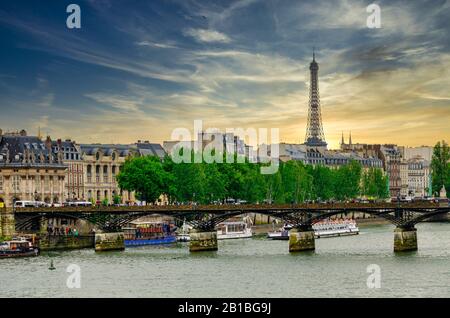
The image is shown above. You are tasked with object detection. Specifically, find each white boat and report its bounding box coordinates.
[217,218,253,240]
[267,219,359,240]
[176,217,253,241]
[313,219,359,238]
[176,220,191,242]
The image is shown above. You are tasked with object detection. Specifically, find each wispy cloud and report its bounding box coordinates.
[135,41,178,49]
[183,28,231,43]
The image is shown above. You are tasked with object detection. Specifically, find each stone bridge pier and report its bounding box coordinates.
[393,226,417,252]
[94,231,125,252]
[1,207,15,237]
[189,228,218,252]
[289,226,315,252]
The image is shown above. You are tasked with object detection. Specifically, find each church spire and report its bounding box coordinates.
[341,131,345,145]
[349,131,352,145]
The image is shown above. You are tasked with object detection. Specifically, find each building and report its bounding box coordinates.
[278,143,308,163]
[340,136,402,197]
[0,130,66,207]
[163,131,253,161]
[79,144,138,204]
[78,141,166,204]
[380,145,402,197]
[400,156,431,198]
[135,140,166,158]
[400,146,433,162]
[51,138,84,201]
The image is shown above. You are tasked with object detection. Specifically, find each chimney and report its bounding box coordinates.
[45,135,52,150]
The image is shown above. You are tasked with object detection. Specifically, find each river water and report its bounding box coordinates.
[1,223,449,298]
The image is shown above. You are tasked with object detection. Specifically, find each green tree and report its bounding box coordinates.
[362,168,389,199]
[308,165,335,201]
[281,161,313,203]
[334,160,362,200]
[431,140,450,197]
[117,156,168,204]
[112,194,122,205]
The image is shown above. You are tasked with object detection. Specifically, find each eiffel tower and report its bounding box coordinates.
[304,50,327,148]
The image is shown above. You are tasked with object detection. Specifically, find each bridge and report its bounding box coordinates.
[1,202,449,252]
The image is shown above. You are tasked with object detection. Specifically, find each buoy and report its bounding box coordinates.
[49,260,56,270]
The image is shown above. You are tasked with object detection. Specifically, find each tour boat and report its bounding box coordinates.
[0,237,40,258]
[176,217,253,241]
[123,221,177,247]
[217,219,253,240]
[176,220,191,242]
[267,219,359,240]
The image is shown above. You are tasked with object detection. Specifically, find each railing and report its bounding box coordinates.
[11,201,444,214]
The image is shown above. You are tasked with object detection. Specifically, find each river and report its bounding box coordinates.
[1,223,449,298]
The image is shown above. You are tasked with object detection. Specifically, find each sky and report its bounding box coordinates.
[0,0,449,149]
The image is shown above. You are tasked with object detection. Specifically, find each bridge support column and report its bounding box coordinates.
[394,227,417,252]
[289,228,315,252]
[1,207,15,238]
[94,232,125,252]
[189,229,218,252]
[39,217,48,235]
[0,209,2,237]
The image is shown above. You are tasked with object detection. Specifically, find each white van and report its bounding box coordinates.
[14,201,42,208]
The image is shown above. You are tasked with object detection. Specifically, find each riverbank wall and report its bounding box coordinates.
[38,235,95,251]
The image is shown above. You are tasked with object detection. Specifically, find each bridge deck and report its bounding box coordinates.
[8,202,447,214]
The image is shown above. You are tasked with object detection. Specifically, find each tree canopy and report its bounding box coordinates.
[431,140,450,197]
[117,152,389,204]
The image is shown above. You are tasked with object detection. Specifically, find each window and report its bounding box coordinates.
[44,176,50,192]
[0,175,3,191]
[11,175,21,192]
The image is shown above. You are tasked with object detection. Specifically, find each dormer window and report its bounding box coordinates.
[112,152,116,161]
[96,152,100,161]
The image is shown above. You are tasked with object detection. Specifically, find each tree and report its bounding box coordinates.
[308,164,335,201]
[362,168,389,199]
[116,156,168,204]
[112,194,122,205]
[334,160,362,200]
[431,140,450,197]
[281,161,313,203]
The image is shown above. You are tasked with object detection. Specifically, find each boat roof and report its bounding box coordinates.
[220,221,247,225]
[130,221,171,225]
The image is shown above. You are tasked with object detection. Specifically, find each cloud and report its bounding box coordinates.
[183,28,231,43]
[135,41,178,49]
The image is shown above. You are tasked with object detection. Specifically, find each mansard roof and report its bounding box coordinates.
[0,135,65,168]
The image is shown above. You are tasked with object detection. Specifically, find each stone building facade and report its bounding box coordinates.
[400,156,431,198]
[79,144,138,204]
[0,130,66,207]
[51,138,84,201]
[79,141,166,204]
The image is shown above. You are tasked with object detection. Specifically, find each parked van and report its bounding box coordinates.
[14,201,46,208]
[64,201,93,207]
